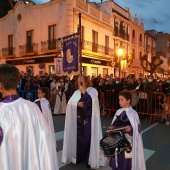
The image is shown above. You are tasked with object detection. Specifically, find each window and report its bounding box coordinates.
[49,65,55,74]
[91,67,98,77]
[103,68,108,77]
[120,21,123,32]
[105,36,109,55]
[48,25,56,50]
[8,34,13,55]
[139,33,142,42]
[132,29,135,38]
[132,48,135,59]
[92,30,98,52]
[26,30,33,53]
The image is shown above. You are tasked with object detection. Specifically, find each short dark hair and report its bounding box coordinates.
[0,64,20,90]
[119,90,132,102]
[38,87,49,100]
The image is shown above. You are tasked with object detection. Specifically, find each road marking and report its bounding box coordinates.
[55,130,64,141]
[143,148,155,161]
[55,123,159,168]
[141,123,159,134]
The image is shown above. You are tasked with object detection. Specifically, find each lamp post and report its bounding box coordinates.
[117,48,123,77]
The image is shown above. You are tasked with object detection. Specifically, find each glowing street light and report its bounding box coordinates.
[117,48,123,56]
[117,48,124,77]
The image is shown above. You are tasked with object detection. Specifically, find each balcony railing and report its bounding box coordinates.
[2,47,15,57]
[19,43,38,55]
[41,39,61,52]
[82,40,114,56]
[113,29,129,41]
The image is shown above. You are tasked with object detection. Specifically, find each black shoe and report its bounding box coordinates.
[76,160,80,164]
[86,163,91,169]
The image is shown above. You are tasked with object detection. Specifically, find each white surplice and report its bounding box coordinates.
[62,87,107,169]
[34,98,56,145]
[53,92,66,114]
[111,107,146,170]
[0,98,59,170]
[34,98,55,133]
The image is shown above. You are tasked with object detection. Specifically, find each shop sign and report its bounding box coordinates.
[23,59,35,64]
[82,57,111,66]
[90,59,101,64]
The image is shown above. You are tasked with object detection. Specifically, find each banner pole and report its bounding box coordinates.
[79,13,82,76]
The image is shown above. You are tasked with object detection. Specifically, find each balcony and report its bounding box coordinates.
[82,40,114,56]
[41,39,61,52]
[19,43,38,55]
[2,47,15,57]
[113,29,129,41]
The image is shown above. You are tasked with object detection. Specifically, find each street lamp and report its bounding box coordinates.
[117,48,123,77]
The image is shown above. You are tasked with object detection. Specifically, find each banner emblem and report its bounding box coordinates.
[63,37,79,75]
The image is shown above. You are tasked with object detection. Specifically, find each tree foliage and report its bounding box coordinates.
[140,55,163,76]
[0,0,17,18]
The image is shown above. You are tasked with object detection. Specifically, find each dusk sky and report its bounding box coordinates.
[34,0,170,34]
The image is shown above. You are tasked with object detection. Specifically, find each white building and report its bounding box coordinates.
[0,0,145,77]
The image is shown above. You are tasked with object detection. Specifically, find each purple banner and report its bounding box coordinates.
[63,37,79,74]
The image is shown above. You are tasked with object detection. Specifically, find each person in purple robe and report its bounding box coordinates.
[107,91,146,170]
[76,76,93,166]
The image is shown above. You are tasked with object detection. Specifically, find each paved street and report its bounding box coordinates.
[53,114,170,170]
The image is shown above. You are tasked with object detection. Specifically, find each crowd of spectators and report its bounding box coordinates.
[16,71,170,122]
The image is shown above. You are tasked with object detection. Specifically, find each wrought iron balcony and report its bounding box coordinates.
[19,43,38,55]
[41,39,61,52]
[82,40,114,56]
[113,29,129,41]
[2,47,15,57]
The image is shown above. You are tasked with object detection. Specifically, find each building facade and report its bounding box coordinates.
[0,0,145,78]
[146,30,170,77]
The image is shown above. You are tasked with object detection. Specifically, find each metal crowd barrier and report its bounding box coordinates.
[99,90,168,124]
[17,90,38,102]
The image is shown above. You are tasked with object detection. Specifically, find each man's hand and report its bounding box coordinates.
[125,125,131,132]
[77,102,84,107]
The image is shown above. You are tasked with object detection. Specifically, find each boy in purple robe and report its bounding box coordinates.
[107,91,146,170]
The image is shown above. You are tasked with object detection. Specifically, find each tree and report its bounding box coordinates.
[0,0,17,18]
[140,55,163,76]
